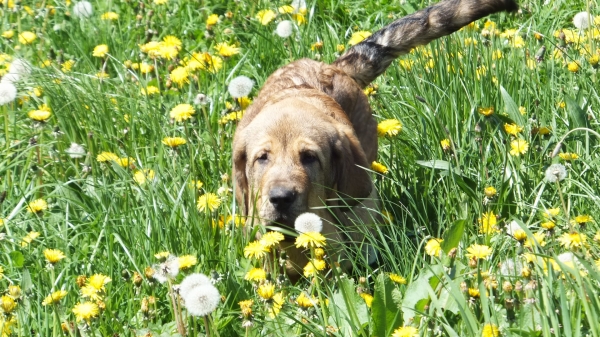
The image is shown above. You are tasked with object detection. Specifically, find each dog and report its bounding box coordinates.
[233,0,518,277]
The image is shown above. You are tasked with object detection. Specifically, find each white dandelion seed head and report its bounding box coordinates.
[151,255,179,283]
[499,259,523,276]
[573,11,592,30]
[1,73,20,84]
[183,284,221,316]
[291,0,307,11]
[545,163,567,183]
[294,212,323,233]
[179,273,211,299]
[0,81,18,106]
[276,20,294,38]
[65,143,86,159]
[505,220,523,236]
[8,59,31,76]
[194,93,209,105]
[72,1,93,18]
[227,76,254,98]
[557,252,575,263]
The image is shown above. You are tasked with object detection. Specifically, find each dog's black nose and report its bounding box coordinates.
[269,187,296,211]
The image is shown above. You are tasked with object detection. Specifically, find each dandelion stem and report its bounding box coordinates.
[203,315,211,337]
[555,180,571,232]
[167,279,186,336]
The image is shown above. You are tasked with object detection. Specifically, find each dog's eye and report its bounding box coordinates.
[257,153,268,163]
[300,152,318,165]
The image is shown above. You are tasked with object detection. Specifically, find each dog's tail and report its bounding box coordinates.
[333,0,518,88]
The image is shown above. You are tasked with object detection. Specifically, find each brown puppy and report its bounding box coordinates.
[233,0,518,276]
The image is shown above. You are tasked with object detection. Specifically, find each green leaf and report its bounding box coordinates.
[9,251,24,268]
[565,96,589,129]
[500,86,524,125]
[402,265,443,325]
[372,273,403,337]
[441,220,465,255]
[416,160,451,171]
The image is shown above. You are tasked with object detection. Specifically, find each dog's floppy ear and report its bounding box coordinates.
[332,126,373,205]
[232,138,249,215]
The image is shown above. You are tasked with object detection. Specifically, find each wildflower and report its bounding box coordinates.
[519,106,526,115]
[152,256,180,283]
[179,273,211,298]
[197,193,221,212]
[478,106,494,116]
[377,119,402,137]
[186,52,223,73]
[276,20,294,38]
[389,273,407,284]
[27,199,48,213]
[18,31,37,44]
[72,1,93,18]
[348,31,372,45]
[95,71,109,79]
[391,326,419,337]
[589,55,599,67]
[559,152,579,161]
[504,123,523,135]
[509,139,529,156]
[303,258,327,277]
[21,231,41,246]
[244,241,269,260]
[42,290,68,305]
[484,186,497,198]
[425,238,443,257]
[115,157,135,168]
[0,295,16,313]
[360,293,373,308]
[100,12,119,20]
[572,214,593,224]
[295,232,327,248]
[44,249,66,264]
[296,292,318,308]
[567,62,580,73]
[259,231,285,248]
[155,251,170,260]
[269,292,285,318]
[524,232,546,248]
[61,60,75,72]
[573,11,592,30]
[479,211,499,234]
[214,42,240,57]
[558,232,587,249]
[257,283,276,300]
[371,161,389,174]
[169,66,190,87]
[87,274,111,291]
[245,268,267,282]
[294,212,323,233]
[1,30,14,39]
[541,221,555,230]
[72,302,99,322]
[506,221,527,242]
[465,244,493,260]
[256,9,276,25]
[133,169,155,184]
[545,164,567,183]
[92,44,109,58]
[141,86,160,96]
[544,208,560,218]
[178,255,198,270]
[28,104,52,122]
[0,82,17,105]
[7,286,19,300]
[440,139,451,151]
[162,137,187,148]
[482,323,500,337]
[206,14,219,28]
[228,76,254,98]
[170,103,195,122]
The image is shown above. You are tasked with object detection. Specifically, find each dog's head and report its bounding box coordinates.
[232,93,372,230]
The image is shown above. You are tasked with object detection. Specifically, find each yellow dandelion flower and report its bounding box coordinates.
[268,292,285,318]
[96,151,118,162]
[170,103,195,122]
[389,273,407,284]
[484,186,497,198]
[2,30,14,39]
[292,13,306,25]
[377,119,402,137]
[256,9,276,25]
[360,293,373,308]
[197,193,221,212]
[558,232,587,249]
[42,290,68,306]
[257,283,275,300]
[162,35,181,48]
[589,55,599,67]
[425,238,443,257]
[295,232,327,248]
[28,105,52,121]
[0,295,16,313]
[509,139,529,156]
[72,302,100,322]
[524,232,546,248]
[92,44,109,58]
[87,274,111,291]
[239,299,253,317]
[162,137,187,147]
[21,231,40,247]
[479,211,499,234]
[243,241,269,260]
[303,258,327,277]
[482,323,500,337]
[296,292,318,308]
[237,96,252,109]
[44,249,66,264]
[206,14,219,27]
[519,106,526,115]
[504,123,523,136]
[465,244,492,260]
[61,60,75,72]
[169,66,190,87]
[245,267,267,282]
[259,231,285,248]
[133,169,155,185]
[138,62,154,74]
[544,208,560,218]
[115,157,135,168]
[478,106,494,116]
[567,61,580,73]
[541,221,555,230]
[371,161,388,174]
[559,152,579,161]
[399,59,414,70]
[440,139,451,151]
[157,45,179,59]
[348,31,372,45]
[153,0,168,4]
[18,31,37,44]
[392,326,419,337]
[214,42,240,57]
[178,255,197,270]
[572,214,593,224]
[27,199,48,213]
[141,86,160,96]
[100,12,119,20]
[95,71,109,79]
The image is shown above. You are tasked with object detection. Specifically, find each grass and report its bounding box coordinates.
[1,0,600,336]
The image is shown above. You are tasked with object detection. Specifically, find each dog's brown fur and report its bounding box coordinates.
[233,0,518,277]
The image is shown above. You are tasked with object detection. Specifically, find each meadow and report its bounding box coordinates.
[1,0,599,336]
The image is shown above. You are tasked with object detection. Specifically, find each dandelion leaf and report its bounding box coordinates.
[330,277,369,332]
[441,219,465,255]
[9,251,24,268]
[416,160,451,171]
[565,96,589,129]
[500,86,524,125]
[372,273,403,337]
[402,265,443,325]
